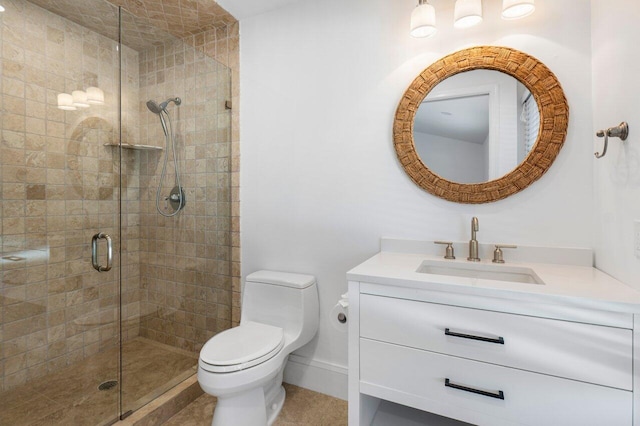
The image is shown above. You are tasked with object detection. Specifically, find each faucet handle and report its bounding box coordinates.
[434,241,456,260]
[493,244,517,264]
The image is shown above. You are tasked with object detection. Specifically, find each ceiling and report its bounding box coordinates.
[415,95,490,144]
[28,0,236,51]
[215,0,300,20]
[109,0,236,37]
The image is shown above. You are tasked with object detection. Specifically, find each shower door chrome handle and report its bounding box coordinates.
[91,233,113,272]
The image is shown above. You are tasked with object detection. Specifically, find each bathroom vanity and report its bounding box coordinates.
[347,239,640,425]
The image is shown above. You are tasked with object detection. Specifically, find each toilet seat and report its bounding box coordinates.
[200,321,285,373]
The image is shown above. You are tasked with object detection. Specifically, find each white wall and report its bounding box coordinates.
[428,69,519,178]
[240,0,594,397]
[592,0,640,287]
[414,131,487,183]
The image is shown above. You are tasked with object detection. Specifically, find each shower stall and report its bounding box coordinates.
[0,0,233,423]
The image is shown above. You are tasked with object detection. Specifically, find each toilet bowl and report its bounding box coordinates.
[198,270,319,426]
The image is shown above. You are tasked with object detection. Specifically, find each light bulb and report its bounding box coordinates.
[502,0,535,20]
[454,0,483,29]
[57,93,77,111]
[72,90,90,108]
[86,87,105,105]
[410,0,437,38]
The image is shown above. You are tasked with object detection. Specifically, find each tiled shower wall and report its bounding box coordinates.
[187,23,241,327]
[135,35,233,352]
[0,0,140,391]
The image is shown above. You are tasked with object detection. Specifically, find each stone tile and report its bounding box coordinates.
[163,393,216,426]
[0,393,64,426]
[0,338,196,425]
[275,384,348,426]
[26,183,46,200]
[30,391,119,426]
[163,383,347,426]
[124,376,203,426]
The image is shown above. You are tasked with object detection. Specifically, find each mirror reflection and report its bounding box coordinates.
[413,70,540,184]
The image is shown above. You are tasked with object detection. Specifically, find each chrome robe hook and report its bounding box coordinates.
[595,122,629,158]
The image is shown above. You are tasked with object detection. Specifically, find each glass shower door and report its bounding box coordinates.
[0,0,122,424]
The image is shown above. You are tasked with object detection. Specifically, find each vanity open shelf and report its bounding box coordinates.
[370,400,470,426]
[347,239,640,426]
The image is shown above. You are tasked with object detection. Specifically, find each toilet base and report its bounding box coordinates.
[209,365,287,426]
[212,386,267,426]
[267,385,286,426]
[209,385,285,426]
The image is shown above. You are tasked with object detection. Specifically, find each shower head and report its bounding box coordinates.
[146,100,164,114]
[146,97,181,137]
[146,97,182,114]
[146,100,169,136]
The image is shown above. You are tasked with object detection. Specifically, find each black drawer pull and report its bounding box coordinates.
[445,378,505,400]
[445,328,504,344]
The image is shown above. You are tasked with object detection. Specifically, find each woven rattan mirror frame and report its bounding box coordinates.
[393,46,569,204]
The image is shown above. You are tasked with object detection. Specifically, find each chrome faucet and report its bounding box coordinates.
[468,217,480,262]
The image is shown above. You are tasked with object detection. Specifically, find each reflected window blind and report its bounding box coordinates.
[522,93,540,154]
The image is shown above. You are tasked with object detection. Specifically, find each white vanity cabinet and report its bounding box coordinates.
[348,281,640,426]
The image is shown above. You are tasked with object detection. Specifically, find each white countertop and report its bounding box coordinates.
[347,248,640,314]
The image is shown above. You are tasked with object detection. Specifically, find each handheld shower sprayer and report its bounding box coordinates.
[146,97,182,114]
[146,96,185,217]
[146,98,181,137]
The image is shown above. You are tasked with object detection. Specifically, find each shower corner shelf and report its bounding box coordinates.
[104,143,163,151]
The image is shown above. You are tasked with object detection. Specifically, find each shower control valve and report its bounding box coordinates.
[164,193,182,209]
[166,185,186,212]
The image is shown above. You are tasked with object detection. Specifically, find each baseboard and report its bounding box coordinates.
[284,354,348,401]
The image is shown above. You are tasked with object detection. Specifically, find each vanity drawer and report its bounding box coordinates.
[360,294,632,390]
[360,338,632,426]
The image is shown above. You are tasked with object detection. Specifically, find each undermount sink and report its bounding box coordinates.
[416,259,545,285]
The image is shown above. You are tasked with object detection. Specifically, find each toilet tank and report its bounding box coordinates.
[241,271,319,349]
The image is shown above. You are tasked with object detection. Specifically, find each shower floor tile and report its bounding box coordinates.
[0,337,197,426]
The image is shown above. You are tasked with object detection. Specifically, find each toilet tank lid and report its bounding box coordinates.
[246,270,316,289]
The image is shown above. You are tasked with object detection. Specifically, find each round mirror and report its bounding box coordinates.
[415,70,539,184]
[394,46,568,203]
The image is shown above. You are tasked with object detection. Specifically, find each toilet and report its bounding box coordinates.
[198,270,319,426]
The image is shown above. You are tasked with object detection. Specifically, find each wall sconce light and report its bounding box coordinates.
[410,0,437,38]
[57,93,77,110]
[501,0,535,19]
[0,5,5,12]
[454,0,483,28]
[72,90,90,108]
[411,0,535,37]
[86,87,105,105]
[58,86,105,110]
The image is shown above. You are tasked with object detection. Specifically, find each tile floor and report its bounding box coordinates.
[163,383,348,426]
[0,338,196,426]
[1,338,348,426]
